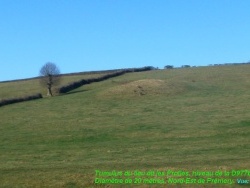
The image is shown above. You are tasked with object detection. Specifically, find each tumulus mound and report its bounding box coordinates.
[99,79,184,98]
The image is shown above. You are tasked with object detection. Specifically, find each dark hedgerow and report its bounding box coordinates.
[0,93,43,107]
[57,67,153,94]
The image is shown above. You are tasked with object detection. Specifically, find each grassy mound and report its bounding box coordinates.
[100,79,185,98]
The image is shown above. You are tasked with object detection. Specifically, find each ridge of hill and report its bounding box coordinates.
[0,67,154,83]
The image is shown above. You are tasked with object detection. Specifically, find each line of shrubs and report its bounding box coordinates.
[57,66,155,94]
[0,93,43,107]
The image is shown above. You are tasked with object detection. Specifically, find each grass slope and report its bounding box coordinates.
[0,65,250,187]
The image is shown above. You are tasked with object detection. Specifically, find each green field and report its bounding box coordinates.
[0,65,250,187]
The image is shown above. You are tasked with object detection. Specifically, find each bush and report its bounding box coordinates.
[181,65,191,68]
[164,65,174,69]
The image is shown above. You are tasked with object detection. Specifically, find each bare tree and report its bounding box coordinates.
[39,62,61,96]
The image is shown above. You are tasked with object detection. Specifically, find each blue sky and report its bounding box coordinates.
[1,0,250,81]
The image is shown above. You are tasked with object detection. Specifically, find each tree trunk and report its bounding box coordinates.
[47,87,52,96]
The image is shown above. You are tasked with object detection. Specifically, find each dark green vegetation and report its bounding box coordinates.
[0,65,250,187]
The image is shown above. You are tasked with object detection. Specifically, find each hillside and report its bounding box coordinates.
[0,65,250,187]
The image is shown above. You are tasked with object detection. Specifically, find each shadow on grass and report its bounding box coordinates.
[63,89,89,95]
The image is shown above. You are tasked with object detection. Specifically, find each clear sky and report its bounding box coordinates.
[1,0,250,81]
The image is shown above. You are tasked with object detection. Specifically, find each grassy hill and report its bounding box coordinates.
[0,65,250,187]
